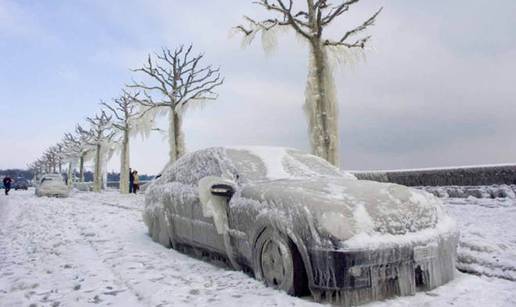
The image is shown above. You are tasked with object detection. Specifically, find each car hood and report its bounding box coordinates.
[240,177,443,241]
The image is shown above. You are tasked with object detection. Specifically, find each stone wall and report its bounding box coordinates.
[353,165,516,186]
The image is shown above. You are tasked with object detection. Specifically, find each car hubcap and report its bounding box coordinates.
[260,238,288,287]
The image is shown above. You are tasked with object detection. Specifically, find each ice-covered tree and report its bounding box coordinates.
[236,0,382,166]
[74,124,94,182]
[61,137,77,186]
[101,92,140,194]
[63,130,91,186]
[128,45,224,163]
[28,160,45,179]
[79,111,117,192]
[55,143,65,173]
[43,147,59,173]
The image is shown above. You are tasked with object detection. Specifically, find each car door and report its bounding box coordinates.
[165,182,194,244]
[186,152,227,253]
[162,159,194,244]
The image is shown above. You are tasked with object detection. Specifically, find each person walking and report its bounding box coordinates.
[132,171,139,194]
[3,176,12,195]
[129,168,134,193]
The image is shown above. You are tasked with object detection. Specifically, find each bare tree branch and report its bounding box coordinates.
[129,44,224,113]
[323,7,382,47]
[236,0,381,49]
[236,0,311,40]
[101,92,140,132]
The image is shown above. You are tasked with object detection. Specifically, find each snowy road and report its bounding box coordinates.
[1,190,515,307]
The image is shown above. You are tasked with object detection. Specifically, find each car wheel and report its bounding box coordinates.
[254,228,307,296]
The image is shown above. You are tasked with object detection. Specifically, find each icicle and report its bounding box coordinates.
[261,27,279,55]
[303,45,340,166]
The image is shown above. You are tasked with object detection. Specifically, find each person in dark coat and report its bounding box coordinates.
[129,168,134,193]
[3,176,12,195]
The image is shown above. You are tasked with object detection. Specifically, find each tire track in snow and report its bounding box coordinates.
[68,196,153,306]
[0,191,142,306]
[69,192,318,306]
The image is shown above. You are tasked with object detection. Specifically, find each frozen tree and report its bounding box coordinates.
[55,143,65,174]
[61,138,76,186]
[101,92,140,194]
[128,45,224,163]
[28,160,45,180]
[236,0,382,166]
[37,156,51,174]
[56,140,75,186]
[63,130,91,186]
[79,111,117,192]
[74,124,94,182]
[43,147,59,173]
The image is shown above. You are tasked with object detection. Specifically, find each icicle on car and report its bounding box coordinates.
[143,147,459,306]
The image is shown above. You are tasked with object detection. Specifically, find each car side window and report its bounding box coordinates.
[175,152,223,185]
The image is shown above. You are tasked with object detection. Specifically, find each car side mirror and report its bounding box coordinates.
[198,176,236,235]
[210,183,234,198]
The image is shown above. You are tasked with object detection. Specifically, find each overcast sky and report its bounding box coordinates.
[1,0,515,174]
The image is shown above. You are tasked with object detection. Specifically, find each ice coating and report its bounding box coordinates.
[198,176,236,234]
[241,177,444,243]
[304,46,340,166]
[226,146,355,181]
[145,146,454,245]
[421,184,516,199]
[143,146,459,306]
[230,146,292,179]
[35,174,70,197]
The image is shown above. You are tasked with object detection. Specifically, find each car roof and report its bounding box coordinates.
[42,174,63,178]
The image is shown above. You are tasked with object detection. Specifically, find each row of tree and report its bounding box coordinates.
[28,0,381,193]
[28,44,224,193]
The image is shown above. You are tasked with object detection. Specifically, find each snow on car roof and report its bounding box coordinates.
[224,145,348,181]
[228,146,294,180]
[42,174,63,178]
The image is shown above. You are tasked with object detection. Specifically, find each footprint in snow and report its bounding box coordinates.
[189,289,200,295]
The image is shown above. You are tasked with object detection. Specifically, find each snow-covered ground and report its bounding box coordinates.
[1,190,515,307]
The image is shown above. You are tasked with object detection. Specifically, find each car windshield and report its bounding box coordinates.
[225,147,349,182]
[41,175,63,183]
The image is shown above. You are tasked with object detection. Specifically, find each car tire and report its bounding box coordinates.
[254,228,307,296]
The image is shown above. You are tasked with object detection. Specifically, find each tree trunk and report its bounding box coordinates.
[79,154,85,182]
[119,129,130,194]
[94,144,102,192]
[304,41,340,166]
[67,162,73,187]
[168,109,184,163]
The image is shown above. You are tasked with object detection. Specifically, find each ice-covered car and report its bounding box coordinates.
[14,178,29,190]
[144,147,458,306]
[35,174,69,197]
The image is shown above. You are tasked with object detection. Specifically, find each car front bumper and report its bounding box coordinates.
[307,231,459,305]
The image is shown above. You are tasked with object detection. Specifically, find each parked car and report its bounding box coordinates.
[35,174,69,197]
[143,147,459,306]
[13,178,29,190]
